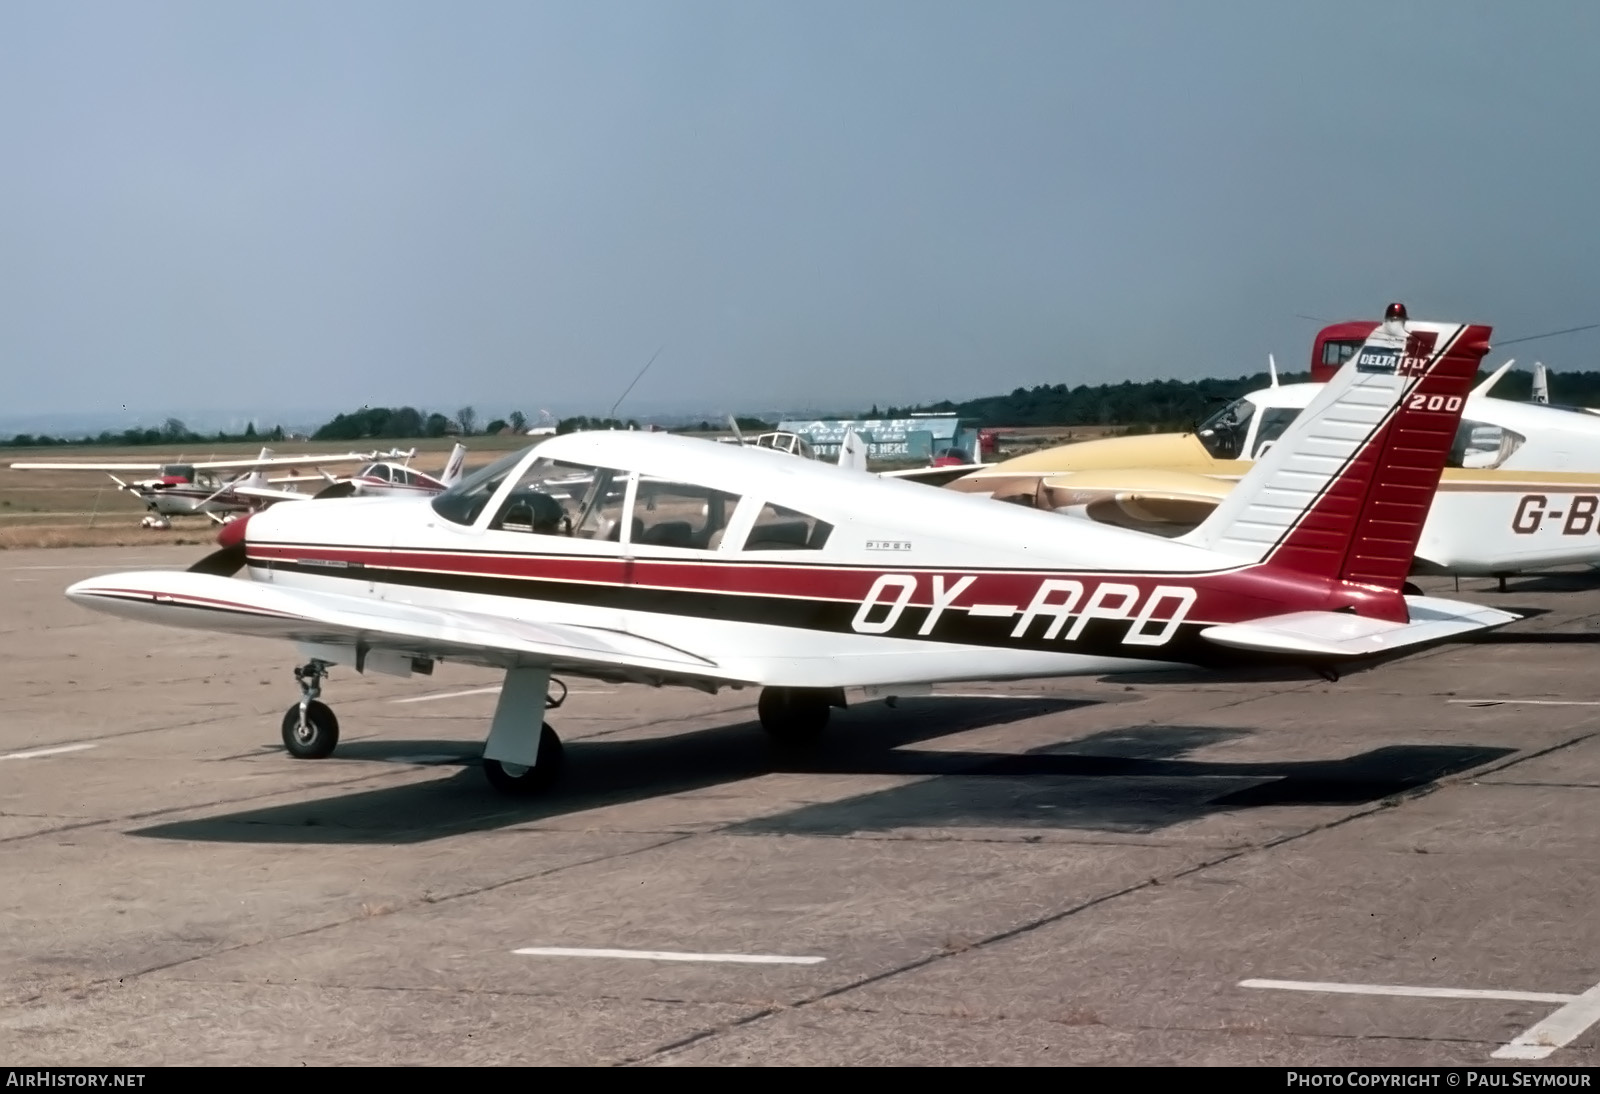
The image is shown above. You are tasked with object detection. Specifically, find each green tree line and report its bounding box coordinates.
[5,369,1596,447]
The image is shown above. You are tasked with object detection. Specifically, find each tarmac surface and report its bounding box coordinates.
[1,544,1598,1066]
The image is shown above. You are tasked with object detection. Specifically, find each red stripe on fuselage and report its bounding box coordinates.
[246,543,1394,626]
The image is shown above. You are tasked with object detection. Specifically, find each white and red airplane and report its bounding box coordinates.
[233,444,469,505]
[8,447,381,521]
[64,306,1517,795]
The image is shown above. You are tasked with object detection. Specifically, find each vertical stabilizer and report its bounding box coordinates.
[1179,304,1491,593]
[440,443,468,485]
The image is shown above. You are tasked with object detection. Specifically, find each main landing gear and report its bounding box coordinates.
[276,660,569,796]
[757,686,847,746]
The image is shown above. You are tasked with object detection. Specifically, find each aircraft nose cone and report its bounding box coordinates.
[217,512,252,549]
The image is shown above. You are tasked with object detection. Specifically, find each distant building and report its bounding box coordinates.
[776,415,978,463]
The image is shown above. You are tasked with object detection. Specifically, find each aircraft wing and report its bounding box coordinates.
[65,571,746,690]
[1199,596,1518,660]
[230,485,315,504]
[9,461,167,472]
[189,453,373,470]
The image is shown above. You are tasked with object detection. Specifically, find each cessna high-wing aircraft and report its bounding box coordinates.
[64,306,1517,796]
[233,444,469,505]
[9,447,381,521]
[948,355,1600,579]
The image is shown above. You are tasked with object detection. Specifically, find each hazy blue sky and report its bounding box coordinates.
[2,1,1597,424]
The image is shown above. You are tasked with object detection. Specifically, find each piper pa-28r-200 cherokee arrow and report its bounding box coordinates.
[66,305,1517,796]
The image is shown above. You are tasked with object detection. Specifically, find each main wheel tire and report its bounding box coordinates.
[483,723,565,795]
[757,687,831,745]
[281,700,340,759]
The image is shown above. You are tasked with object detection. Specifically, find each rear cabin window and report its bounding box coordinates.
[744,502,832,551]
[631,479,742,550]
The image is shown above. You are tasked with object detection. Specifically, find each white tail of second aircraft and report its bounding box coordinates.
[440,443,468,486]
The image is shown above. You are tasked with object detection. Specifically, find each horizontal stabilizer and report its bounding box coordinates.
[1200,595,1519,659]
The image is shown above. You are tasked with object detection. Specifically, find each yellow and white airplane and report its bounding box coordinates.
[949,339,1600,580]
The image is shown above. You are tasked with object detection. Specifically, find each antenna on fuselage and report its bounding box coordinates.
[608,343,666,421]
[1268,353,1279,388]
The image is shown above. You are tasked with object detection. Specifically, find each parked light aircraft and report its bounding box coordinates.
[948,350,1600,579]
[234,444,469,505]
[63,307,1517,795]
[8,447,382,520]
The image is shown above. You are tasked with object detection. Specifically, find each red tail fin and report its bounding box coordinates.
[1181,309,1492,606]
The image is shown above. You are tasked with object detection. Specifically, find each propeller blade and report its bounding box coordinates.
[187,544,247,577]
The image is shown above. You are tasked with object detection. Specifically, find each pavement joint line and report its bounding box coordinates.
[1448,699,1600,706]
[623,721,1574,1066]
[26,833,698,1006]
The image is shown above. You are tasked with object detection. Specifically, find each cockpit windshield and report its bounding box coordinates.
[1195,397,1257,460]
[429,447,532,525]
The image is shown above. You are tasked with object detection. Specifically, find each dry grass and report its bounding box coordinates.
[0,427,1128,549]
[0,437,529,550]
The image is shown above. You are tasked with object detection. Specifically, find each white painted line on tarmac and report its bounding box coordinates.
[1240,978,1579,1005]
[1448,699,1600,707]
[0,743,97,762]
[1493,981,1600,1060]
[391,686,502,704]
[513,946,825,965]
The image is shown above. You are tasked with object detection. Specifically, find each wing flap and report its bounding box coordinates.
[66,571,738,684]
[1200,596,1519,658]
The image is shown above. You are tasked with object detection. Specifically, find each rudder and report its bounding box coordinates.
[1179,305,1492,592]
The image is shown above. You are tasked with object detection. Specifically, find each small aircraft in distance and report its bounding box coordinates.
[8,447,386,522]
[64,305,1517,796]
[233,444,469,505]
[947,352,1600,581]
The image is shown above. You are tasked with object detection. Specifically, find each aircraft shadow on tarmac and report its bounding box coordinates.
[128,695,1514,845]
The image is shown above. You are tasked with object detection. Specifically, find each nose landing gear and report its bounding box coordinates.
[281,659,339,759]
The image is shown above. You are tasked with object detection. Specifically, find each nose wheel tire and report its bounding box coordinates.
[483,723,564,795]
[281,700,340,759]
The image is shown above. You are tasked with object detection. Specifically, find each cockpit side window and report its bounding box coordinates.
[631,478,742,550]
[1448,420,1526,470]
[1251,407,1302,458]
[743,502,833,550]
[430,448,530,525]
[370,464,393,482]
[488,458,625,537]
[1196,397,1257,460]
